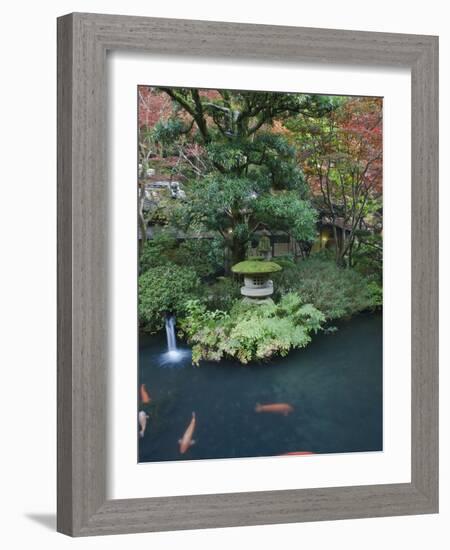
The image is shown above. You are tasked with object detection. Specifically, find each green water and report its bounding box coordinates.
[138,312,382,462]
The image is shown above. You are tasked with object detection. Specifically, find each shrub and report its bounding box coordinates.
[272,257,378,320]
[203,277,241,312]
[175,238,224,278]
[139,232,178,273]
[139,264,200,332]
[139,232,224,278]
[269,255,296,270]
[352,233,383,284]
[179,293,325,365]
[366,280,383,307]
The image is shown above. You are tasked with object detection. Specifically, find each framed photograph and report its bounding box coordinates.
[57,13,438,536]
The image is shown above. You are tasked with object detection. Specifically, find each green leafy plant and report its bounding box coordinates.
[139,264,201,332]
[139,232,224,278]
[175,238,225,278]
[352,233,383,284]
[366,280,383,307]
[203,277,241,312]
[179,293,325,365]
[272,257,378,320]
[139,231,179,272]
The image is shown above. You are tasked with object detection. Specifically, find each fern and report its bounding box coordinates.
[179,293,325,365]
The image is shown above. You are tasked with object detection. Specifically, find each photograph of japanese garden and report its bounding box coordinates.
[137,86,383,463]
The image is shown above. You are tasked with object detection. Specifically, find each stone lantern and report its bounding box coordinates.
[231,260,282,301]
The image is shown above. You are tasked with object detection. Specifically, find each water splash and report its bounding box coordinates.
[161,315,187,364]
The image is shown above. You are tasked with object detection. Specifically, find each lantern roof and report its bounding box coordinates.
[231,260,282,274]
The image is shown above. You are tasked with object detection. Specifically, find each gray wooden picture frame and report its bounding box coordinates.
[57,12,439,537]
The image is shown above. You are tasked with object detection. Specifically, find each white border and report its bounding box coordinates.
[107,52,411,499]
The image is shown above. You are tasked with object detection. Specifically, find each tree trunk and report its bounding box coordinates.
[138,185,147,256]
[231,239,247,266]
[224,243,232,275]
[347,237,355,268]
[224,237,247,274]
[138,215,147,256]
[332,224,341,264]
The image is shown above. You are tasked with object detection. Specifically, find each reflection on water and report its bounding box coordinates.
[138,312,382,462]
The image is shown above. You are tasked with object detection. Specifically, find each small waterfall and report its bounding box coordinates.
[165,315,177,353]
[160,314,189,365]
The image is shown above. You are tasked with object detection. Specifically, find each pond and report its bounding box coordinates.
[138,312,382,462]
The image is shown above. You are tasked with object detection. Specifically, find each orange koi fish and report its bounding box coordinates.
[255,403,294,416]
[282,451,314,456]
[140,384,151,404]
[178,412,196,454]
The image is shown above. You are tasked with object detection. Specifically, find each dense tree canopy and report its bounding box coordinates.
[141,89,337,268]
[288,97,382,266]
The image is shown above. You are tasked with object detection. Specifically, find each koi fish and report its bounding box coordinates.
[282,452,314,456]
[140,383,151,404]
[178,412,196,454]
[138,410,149,438]
[255,403,294,415]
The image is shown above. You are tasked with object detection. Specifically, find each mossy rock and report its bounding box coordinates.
[231,260,282,274]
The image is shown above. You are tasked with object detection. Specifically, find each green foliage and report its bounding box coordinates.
[254,193,318,242]
[185,175,258,238]
[349,233,383,307]
[152,118,190,145]
[149,89,331,264]
[181,174,317,262]
[139,231,178,272]
[222,133,304,193]
[139,264,200,333]
[179,293,325,365]
[366,280,383,308]
[206,141,249,172]
[159,89,335,149]
[272,257,378,321]
[203,277,241,312]
[247,133,306,192]
[352,233,383,283]
[175,239,225,278]
[139,232,224,278]
[270,255,297,270]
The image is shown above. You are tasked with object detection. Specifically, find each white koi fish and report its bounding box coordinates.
[138,410,149,438]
